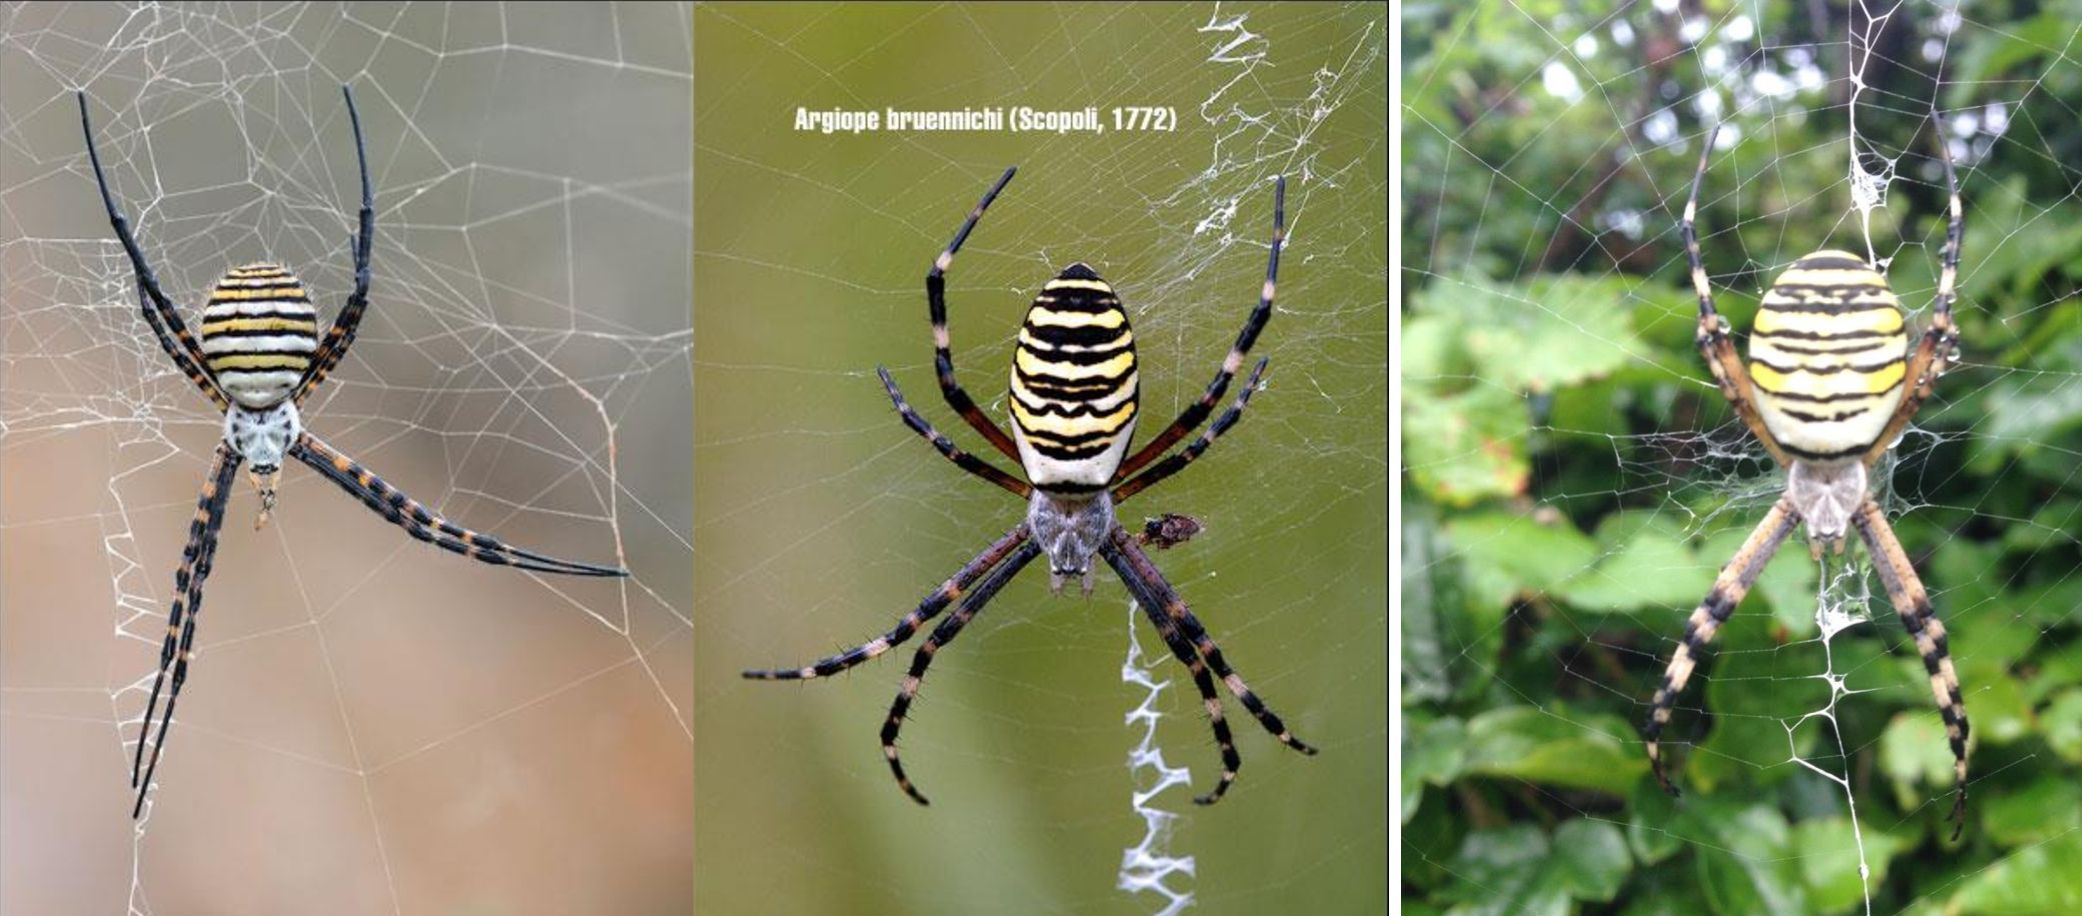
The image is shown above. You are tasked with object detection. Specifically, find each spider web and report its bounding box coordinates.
[693,4,1385,914]
[0,4,691,913]
[1404,0,2081,912]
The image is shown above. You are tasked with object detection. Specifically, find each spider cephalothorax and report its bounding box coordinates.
[1643,124,1970,837]
[746,168,1315,805]
[1027,489,1116,593]
[80,86,627,819]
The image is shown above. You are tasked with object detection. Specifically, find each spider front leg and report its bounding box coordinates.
[1114,175,1285,483]
[1862,133,1964,468]
[78,92,229,412]
[924,165,1025,464]
[879,541,1042,804]
[1853,500,1970,840]
[1642,497,1800,794]
[1113,357,1267,503]
[878,367,1030,498]
[1681,127,1792,469]
[296,84,375,404]
[132,443,242,818]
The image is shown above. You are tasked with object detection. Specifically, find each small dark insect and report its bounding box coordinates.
[1137,513,1204,550]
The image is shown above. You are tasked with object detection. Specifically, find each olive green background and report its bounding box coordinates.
[694,3,1386,914]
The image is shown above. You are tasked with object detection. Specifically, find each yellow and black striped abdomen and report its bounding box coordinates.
[1008,263,1139,491]
[1747,250,1908,462]
[198,263,319,409]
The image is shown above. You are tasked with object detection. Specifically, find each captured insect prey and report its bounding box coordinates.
[1137,513,1205,550]
[744,167,1316,806]
[79,85,628,820]
[1641,123,1971,840]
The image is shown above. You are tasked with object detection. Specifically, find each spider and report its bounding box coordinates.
[78,86,627,819]
[743,168,1316,805]
[1641,124,1969,838]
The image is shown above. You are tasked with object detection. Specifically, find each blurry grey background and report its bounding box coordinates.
[694,4,1386,914]
[1,3,690,913]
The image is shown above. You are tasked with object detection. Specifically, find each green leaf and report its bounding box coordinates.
[1878,712,1958,824]
[1442,820,1634,916]
[2043,689,2082,764]
[1446,512,1597,609]
[1947,832,2082,914]
[1689,631,1828,793]
[1626,780,1684,865]
[1405,381,1530,505]
[1791,818,1908,914]
[1461,705,1645,794]
[1454,274,1649,396]
[1403,504,1462,703]
[1559,517,1717,613]
[1549,818,1632,903]
[1968,364,2082,474]
[1687,801,1806,915]
[1444,826,1567,916]
[1951,670,2031,747]
[1980,773,2082,846]
[2026,643,2082,705]
[1404,716,1469,823]
[2008,498,2082,553]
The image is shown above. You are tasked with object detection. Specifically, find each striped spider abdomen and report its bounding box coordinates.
[1746,250,1909,463]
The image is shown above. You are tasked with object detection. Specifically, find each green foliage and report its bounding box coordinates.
[1403,0,2082,911]
[1440,819,1632,915]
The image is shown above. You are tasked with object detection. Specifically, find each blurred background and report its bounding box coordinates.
[1,3,690,913]
[1403,0,2080,912]
[694,3,1385,914]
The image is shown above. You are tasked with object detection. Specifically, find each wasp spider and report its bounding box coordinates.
[1642,125,1969,838]
[744,168,1315,805]
[79,87,627,819]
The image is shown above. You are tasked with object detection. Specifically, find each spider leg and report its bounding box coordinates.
[77,91,229,412]
[289,434,626,577]
[880,540,1043,804]
[1102,533,1245,803]
[1642,497,1799,795]
[295,84,375,404]
[1861,129,1963,467]
[1112,357,1268,503]
[925,166,1024,463]
[131,443,241,817]
[1114,175,1284,484]
[741,526,1032,680]
[1852,499,1969,840]
[878,367,1031,498]
[1682,126,1792,469]
[1105,527,1313,754]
